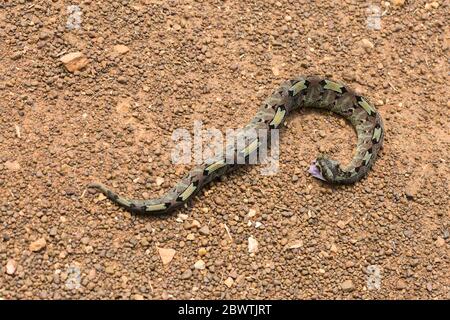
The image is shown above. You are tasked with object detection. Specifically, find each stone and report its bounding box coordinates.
[117,76,128,84]
[224,277,234,288]
[29,238,46,252]
[97,193,107,201]
[345,261,355,268]
[248,236,259,253]
[39,29,51,40]
[181,269,192,279]
[247,209,257,218]
[198,248,207,256]
[157,247,176,265]
[271,65,280,76]
[431,2,440,8]
[84,245,94,254]
[360,39,374,51]
[287,239,303,249]
[396,279,407,290]
[88,269,96,281]
[6,259,17,275]
[186,233,195,241]
[425,2,439,9]
[4,161,21,171]
[191,220,201,229]
[392,0,405,6]
[194,259,206,270]
[11,51,22,60]
[113,44,130,55]
[435,237,445,247]
[60,52,89,72]
[105,266,115,274]
[336,220,347,229]
[49,227,58,236]
[341,279,355,292]
[199,225,210,236]
[201,207,209,214]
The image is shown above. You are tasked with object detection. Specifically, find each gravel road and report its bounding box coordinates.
[0,0,448,299]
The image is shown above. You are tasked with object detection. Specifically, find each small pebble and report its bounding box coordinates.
[435,237,445,247]
[198,248,207,256]
[194,259,206,270]
[186,234,195,241]
[224,277,234,288]
[29,238,46,252]
[4,161,21,171]
[248,236,259,253]
[191,220,201,229]
[396,279,407,290]
[60,52,89,72]
[180,269,192,280]
[341,279,355,292]
[360,38,374,51]
[248,209,257,218]
[336,220,347,229]
[157,247,176,265]
[6,259,17,275]
[113,44,130,55]
[117,76,128,84]
[392,0,405,7]
[199,225,210,236]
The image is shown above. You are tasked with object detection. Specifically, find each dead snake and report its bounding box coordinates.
[88,76,384,214]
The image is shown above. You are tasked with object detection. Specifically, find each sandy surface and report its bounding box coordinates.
[0,1,448,299]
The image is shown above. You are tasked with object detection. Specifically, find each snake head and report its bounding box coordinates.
[309,155,340,183]
[308,161,326,181]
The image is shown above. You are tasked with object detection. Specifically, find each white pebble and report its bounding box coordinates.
[248,236,259,253]
[194,259,205,270]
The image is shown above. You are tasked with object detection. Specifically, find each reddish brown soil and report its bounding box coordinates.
[0,1,448,299]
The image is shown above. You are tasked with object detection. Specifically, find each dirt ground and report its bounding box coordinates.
[0,1,448,300]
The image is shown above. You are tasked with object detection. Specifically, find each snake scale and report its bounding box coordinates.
[88,76,384,214]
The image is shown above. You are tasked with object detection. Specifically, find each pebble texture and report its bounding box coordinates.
[0,1,448,299]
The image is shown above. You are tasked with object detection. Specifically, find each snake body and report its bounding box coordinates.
[89,76,384,214]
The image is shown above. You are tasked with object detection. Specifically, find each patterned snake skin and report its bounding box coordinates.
[89,76,384,214]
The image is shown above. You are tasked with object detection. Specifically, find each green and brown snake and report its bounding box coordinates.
[88,76,384,214]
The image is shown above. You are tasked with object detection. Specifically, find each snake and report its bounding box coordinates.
[88,76,384,214]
